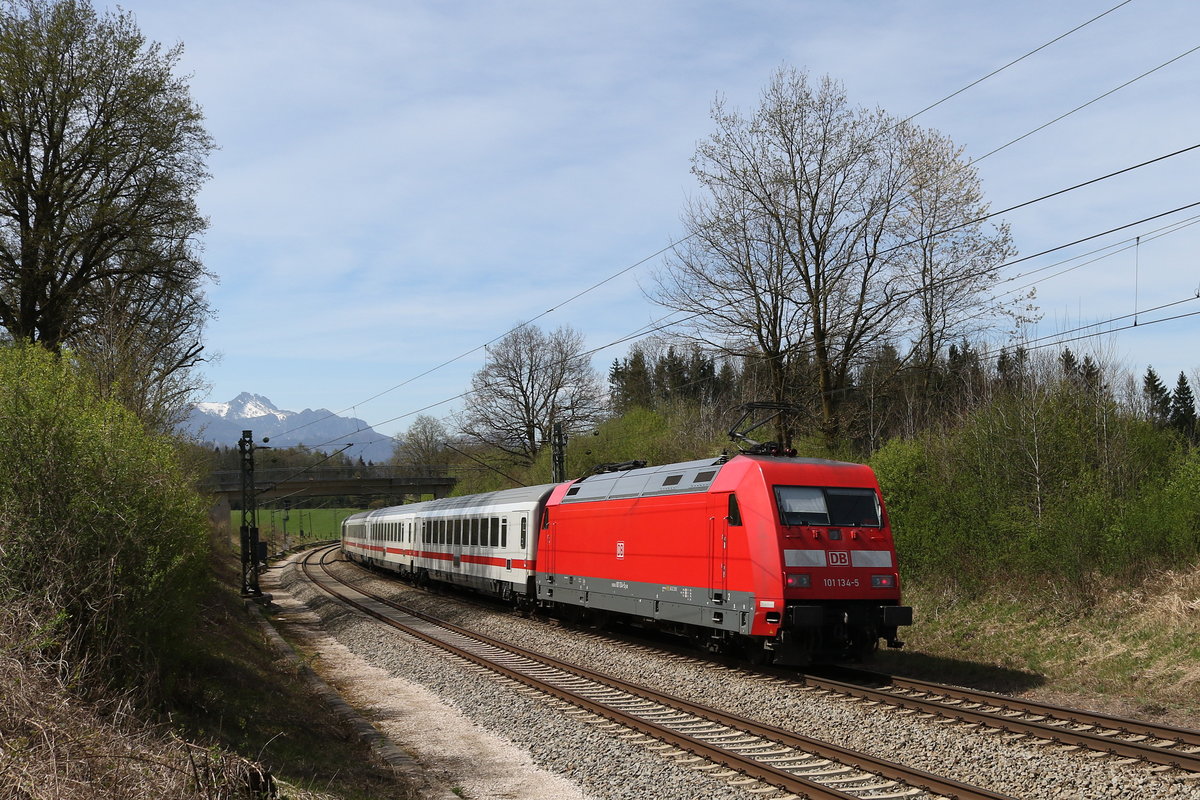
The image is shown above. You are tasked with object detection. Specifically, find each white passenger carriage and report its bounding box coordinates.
[341,484,556,601]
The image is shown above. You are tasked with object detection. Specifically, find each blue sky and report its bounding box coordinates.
[131,0,1198,445]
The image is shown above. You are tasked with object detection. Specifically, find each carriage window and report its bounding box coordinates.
[453,518,462,545]
[501,518,508,548]
[470,518,480,547]
[490,517,500,547]
[520,517,527,549]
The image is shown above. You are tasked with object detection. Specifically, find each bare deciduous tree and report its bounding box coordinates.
[653,67,1019,446]
[390,414,451,476]
[894,128,1023,389]
[458,324,605,466]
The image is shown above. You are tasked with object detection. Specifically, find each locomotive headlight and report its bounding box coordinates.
[871,574,896,588]
[785,573,811,588]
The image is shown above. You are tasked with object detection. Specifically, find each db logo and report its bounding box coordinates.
[828,551,850,567]
[616,541,625,560]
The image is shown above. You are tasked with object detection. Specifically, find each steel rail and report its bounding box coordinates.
[306,547,1016,800]
[790,670,1200,772]
[298,548,861,800]
[878,673,1200,750]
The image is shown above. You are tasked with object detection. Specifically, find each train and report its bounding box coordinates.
[341,453,911,664]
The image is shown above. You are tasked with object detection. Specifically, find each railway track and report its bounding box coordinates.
[300,545,1018,800]
[509,578,1200,775]
[792,667,1200,774]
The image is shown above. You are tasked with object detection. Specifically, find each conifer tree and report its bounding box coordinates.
[1142,366,1171,426]
[1169,371,1196,439]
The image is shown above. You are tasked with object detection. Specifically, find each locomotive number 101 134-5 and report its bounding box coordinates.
[824,577,861,588]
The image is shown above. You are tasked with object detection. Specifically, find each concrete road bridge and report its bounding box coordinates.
[203,466,457,502]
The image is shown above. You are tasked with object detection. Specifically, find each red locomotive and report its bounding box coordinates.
[343,452,910,664]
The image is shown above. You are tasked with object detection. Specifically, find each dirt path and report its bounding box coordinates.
[262,563,597,800]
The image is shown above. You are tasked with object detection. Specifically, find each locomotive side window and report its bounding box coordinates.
[727,494,742,526]
[774,486,880,527]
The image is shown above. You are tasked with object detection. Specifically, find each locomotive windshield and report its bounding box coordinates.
[774,486,881,527]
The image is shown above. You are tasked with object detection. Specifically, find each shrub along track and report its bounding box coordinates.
[303,544,1027,800]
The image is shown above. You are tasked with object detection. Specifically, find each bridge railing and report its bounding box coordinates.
[207,465,454,484]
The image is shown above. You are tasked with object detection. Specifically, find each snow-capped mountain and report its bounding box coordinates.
[194,392,291,422]
[182,392,395,464]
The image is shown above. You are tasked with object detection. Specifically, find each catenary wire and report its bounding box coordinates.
[268,7,1166,441]
[272,142,1200,445]
[308,203,1200,455]
[899,0,1135,125]
[969,43,1200,165]
[269,22,1198,446]
[303,196,1200,451]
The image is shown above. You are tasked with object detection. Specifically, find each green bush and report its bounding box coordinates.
[873,380,1192,595]
[0,344,209,684]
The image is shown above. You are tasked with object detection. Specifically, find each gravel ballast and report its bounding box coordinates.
[278,554,1200,800]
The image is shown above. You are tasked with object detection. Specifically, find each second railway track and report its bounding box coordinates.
[793,667,1200,773]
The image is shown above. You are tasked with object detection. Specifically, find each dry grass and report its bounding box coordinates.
[0,606,288,800]
[1125,565,1200,622]
[883,561,1200,726]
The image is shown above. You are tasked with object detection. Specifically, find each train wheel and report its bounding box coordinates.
[849,632,879,663]
[740,639,774,666]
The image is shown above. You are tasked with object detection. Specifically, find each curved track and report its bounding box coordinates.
[301,545,1024,800]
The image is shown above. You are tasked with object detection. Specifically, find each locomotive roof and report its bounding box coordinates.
[559,454,873,504]
[562,456,727,503]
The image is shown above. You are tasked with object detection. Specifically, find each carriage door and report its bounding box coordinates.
[708,494,730,605]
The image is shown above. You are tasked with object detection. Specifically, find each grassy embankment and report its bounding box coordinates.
[0,343,408,798]
[877,567,1200,728]
[869,380,1200,727]
[166,522,410,800]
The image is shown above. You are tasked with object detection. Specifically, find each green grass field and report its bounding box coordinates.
[229,507,364,549]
